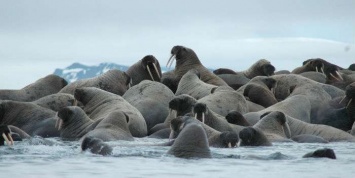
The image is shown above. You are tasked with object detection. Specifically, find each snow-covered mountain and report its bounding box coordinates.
[53,62,172,83]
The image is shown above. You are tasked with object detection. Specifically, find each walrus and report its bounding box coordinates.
[192,102,243,133]
[311,83,354,131]
[303,148,336,159]
[167,122,211,158]
[292,58,325,74]
[238,127,272,146]
[33,93,75,112]
[81,136,113,156]
[225,110,251,126]
[56,106,100,140]
[0,125,14,146]
[175,69,218,100]
[82,111,134,141]
[198,86,248,116]
[291,134,329,143]
[0,100,58,137]
[299,71,327,83]
[0,74,67,102]
[74,87,147,137]
[125,55,162,85]
[243,83,278,108]
[169,116,239,148]
[271,74,344,100]
[237,59,276,79]
[123,80,175,131]
[59,69,130,96]
[213,68,237,75]
[148,94,198,137]
[166,45,228,87]
[215,73,250,90]
[253,111,292,142]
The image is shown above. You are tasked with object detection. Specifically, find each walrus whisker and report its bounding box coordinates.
[152,63,161,79]
[339,96,346,104]
[2,133,11,146]
[146,65,155,81]
[346,99,352,109]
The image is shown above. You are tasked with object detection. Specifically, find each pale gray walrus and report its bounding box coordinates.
[0,100,58,137]
[167,122,211,159]
[169,116,239,148]
[59,69,130,96]
[74,87,147,137]
[123,80,175,131]
[0,74,67,102]
[175,69,218,100]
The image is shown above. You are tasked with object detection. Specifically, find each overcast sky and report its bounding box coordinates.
[0,0,354,89]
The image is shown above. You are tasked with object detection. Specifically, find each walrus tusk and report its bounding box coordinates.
[346,99,352,109]
[58,119,63,130]
[146,65,155,81]
[336,71,344,81]
[316,67,318,73]
[330,73,342,81]
[167,55,176,69]
[169,127,174,141]
[202,113,205,124]
[321,67,325,75]
[55,112,60,129]
[283,122,292,139]
[128,78,133,88]
[2,133,11,146]
[7,133,14,145]
[152,63,161,79]
[228,142,232,148]
[73,99,78,106]
[171,110,177,118]
[339,96,346,104]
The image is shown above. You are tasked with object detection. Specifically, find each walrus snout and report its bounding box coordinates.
[220,131,239,148]
[193,103,207,123]
[0,125,14,146]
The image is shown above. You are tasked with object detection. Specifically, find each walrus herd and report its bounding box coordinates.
[1,45,355,160]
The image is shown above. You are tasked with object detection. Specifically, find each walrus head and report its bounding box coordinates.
[81,136,112,156]
[220,131,239,148]
[168,94,197,118]
[303,148,336,159]
[141,55,162,82]
[239,127,272,146]
[225,110,251,126]
[0,125,14,146]
[349,64,355,71]
[324,64,344,82]
[259,111,291,139]
[193,102,208,123]
[166,45,201,68]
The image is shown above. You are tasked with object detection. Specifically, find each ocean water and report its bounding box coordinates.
[1,138,354,178]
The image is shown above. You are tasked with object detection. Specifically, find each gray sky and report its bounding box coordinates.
[0,0,354,89]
